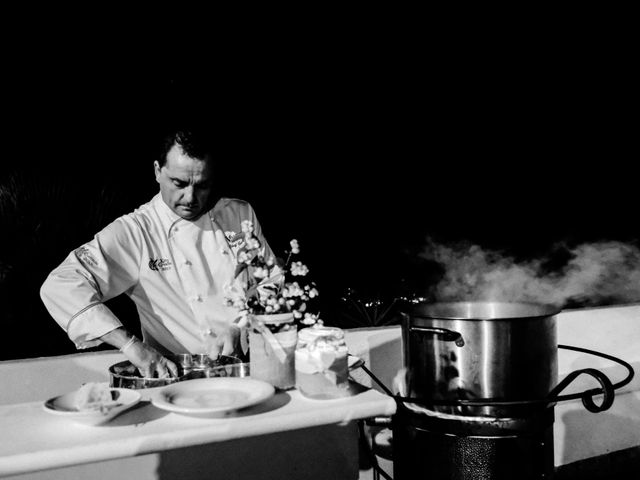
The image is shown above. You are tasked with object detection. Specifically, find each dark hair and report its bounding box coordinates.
[157,127,214,167]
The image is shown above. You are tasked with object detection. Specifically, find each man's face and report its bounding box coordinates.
[154,144,213,220]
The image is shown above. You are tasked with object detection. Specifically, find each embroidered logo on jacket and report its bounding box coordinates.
[74,246,98,267]
[224,230,245,251]
[148,258,172,271]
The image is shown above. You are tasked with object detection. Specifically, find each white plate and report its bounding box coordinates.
[151,377,275,416]
[43,386,141,426]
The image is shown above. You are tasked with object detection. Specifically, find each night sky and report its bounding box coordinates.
[1,41,637,360]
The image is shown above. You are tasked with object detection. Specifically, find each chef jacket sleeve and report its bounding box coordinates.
[40,217,142,349]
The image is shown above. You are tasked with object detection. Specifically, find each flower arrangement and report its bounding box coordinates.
[224,220,321,328]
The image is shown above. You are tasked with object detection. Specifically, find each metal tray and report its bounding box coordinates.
[109,354,244,389]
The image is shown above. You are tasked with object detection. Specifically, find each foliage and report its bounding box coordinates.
[0,170,138,359]
[337,288,406,328]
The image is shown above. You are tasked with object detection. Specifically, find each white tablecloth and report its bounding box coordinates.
[0,383,396,477]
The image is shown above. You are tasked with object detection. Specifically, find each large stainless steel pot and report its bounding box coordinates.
[401,301,560,417]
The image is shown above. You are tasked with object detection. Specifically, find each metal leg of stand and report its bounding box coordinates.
[372,428,393,480]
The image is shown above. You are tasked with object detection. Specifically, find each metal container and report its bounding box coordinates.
[109,354,243,389]
[204,362,250,378]
[401,301,560,417]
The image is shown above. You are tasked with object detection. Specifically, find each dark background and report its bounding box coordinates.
[0,37,637,360]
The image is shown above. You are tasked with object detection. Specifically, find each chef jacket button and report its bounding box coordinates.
[202,328,213,337]
[184,259,192,266]
[196,294,203,302]
[221,249,229,255]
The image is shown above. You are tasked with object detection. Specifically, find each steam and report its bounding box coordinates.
[420,239,640,308]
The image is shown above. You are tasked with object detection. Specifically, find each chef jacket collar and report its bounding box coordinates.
[152,192,210,237]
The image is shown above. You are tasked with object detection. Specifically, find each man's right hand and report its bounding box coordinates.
[122,338,179,378]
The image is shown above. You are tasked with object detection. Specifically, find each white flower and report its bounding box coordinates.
[223,282,248,312]
[290,261,309,276]
[283,282,304,298]
[241,220,254,233]
[253,267,269,279]
[258,290,272,302]
[290,239,300,254]
[246,238,261,250]
[302,313,318,325]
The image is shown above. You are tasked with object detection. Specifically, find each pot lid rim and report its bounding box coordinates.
[406,301,561,320]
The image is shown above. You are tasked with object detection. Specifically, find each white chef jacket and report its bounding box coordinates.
[40,193,275,355]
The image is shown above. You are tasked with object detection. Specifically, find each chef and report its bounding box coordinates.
[40,126,276,378]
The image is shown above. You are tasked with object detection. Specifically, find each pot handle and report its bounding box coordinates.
[409,326,465,347]
[547,368,615,413]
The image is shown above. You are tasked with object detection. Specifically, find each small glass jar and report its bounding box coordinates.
[295,325,349,399]
[249,313,297,390]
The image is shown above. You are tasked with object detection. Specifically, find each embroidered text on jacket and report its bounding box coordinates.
[148,258,172,271]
